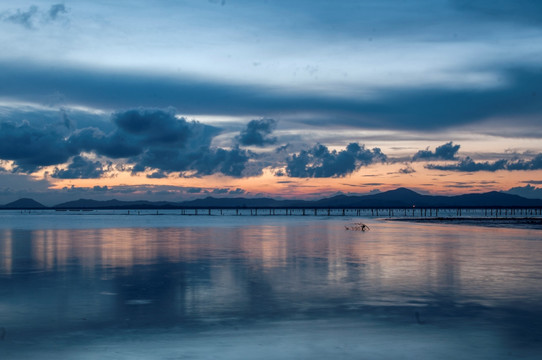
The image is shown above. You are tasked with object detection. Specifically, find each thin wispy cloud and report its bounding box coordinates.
[1,3,68,29]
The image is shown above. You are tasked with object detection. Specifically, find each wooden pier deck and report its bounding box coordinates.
[163,207,542,218]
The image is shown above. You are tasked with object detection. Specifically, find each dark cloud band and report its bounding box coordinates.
[2,61,542,132]
[426,154,542,172]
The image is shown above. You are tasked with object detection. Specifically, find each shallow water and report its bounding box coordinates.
[0,214,541,359]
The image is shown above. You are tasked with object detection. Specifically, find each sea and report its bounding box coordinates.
[0,210,541,359]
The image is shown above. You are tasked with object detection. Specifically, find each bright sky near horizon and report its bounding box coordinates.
[1,0,542,205]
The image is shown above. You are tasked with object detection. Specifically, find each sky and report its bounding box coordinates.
[1,0,542,205]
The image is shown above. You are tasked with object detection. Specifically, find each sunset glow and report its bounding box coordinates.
[1,0,542,205]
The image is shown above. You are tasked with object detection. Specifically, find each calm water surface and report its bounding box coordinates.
[0,213,541,359]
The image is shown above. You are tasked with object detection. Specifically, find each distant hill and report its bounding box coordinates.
[320,188,542,208]
[3,188,542,210]
[177,196,311,208]
[53,198,175,209]
[2,198,47,209]
[50,188,542,209]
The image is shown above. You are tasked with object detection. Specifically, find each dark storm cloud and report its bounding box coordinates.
[68,108,219,161]
[412,142,460,161]
[190,147,251,177]
[0,106,114,134]
[68,127,143,158]
[112,109,205,146]
[237,118,277,147]
[285,143,387,178]
[132,146,251,177]
[51,155,110,179]
[73,109,251,178]
[3,61,542,132]
[426,154,542,172]
[129,146,251,178]
[0,108,254,177]
[0,120,73,172]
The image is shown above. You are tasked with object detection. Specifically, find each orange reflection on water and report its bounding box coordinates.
[344,222,542,304]
[2,220,541,308]
[23,226,292,273]
[236,225,288,268]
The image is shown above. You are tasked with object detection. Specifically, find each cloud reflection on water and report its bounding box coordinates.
[0,220,541,347]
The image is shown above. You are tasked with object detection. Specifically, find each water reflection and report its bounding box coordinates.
[1,220,542,340]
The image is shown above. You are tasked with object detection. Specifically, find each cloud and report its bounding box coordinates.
[228,188,245,195]
[68,109,253,177]
[210,188,229,195]
[426,154,542,172]
[69,108,217,161]
[426,157,508,172]
[0,108,255,178]
[1,4,68,29]
[506,154,542,170]
[285,143,387,178]
[186,187,202,193]
[113,109,206,146]
[207,187,245,195]
[412,142,460,161]
[505,184,542,199]
[3,60,542,133]
[68,127,143,159]
[0,172,52,192]
[181,146,251,177]
[237,118,278,147]
[48,4,67,20]
[0,120,73,172]
[2,5,38,29]
[208,0,226,6]
[399,165,415,174]
[146,171,168,179]
[51,155,110,179]
[522,180,542,185]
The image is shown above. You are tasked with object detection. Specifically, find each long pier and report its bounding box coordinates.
[123,207,542,218]
[12,206,542,218]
